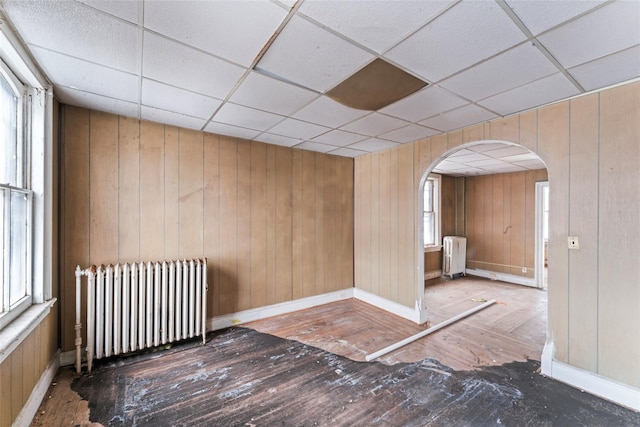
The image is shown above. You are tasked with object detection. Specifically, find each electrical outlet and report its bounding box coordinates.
[522,267,527,273]
[568,236,580,250]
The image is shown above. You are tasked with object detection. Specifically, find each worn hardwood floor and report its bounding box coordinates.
[30,277,638,426]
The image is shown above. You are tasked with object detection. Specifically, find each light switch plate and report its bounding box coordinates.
[568,236,580,249]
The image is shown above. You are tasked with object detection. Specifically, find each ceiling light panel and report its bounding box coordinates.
[505,0,607,36]
[141,106,206,131]
[378,124,439,144]
[2,0,139,73]
[297,0,454,53]
[292,96,369,128]
[267,118,331,140]
[229,72,318,116]
[255,15,374,92]
[143,32,245,99]
[340,113,408,136]
[141,79,222,120]
[347,138,400,152]
[419,104,497,132]
[439,43,558,102]
[213,103,283,131]
[311,129,367,147]
[479,73,579,116]
[569,45,640,91]
[537,1,640,69]
[380,86,467,122]
[144,0,287,67]
[29,46,138,102]
[385,0,526,82]
[55,87,139,118]
[204,122,262,141]
[76,0,140,24]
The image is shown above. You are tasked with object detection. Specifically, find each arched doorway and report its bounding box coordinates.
[416,140,549,368]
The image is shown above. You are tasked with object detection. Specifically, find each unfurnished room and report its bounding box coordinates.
[0,0,639,425]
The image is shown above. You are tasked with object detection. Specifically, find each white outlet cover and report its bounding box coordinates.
[568,236,580,249]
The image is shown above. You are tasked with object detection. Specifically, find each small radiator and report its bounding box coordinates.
[443,236,467,279]
[74,258,207,373]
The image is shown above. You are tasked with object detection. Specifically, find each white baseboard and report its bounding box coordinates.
[353,288,421,324]
[541,340,640,411]
[465,268,537,288]
[59,349,76,367]
[207,288,354,331]
[424,269,442,280]
[14,350,60,427]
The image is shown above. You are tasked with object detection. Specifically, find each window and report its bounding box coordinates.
[0,60,33,329]
[423,174,441,248]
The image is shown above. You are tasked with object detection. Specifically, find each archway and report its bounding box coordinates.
[416,140,549,368]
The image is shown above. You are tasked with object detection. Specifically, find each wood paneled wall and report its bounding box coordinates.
[0,311,58,427]
[354,81,640,388]
[466,169,547,278]
[59,106,354,352]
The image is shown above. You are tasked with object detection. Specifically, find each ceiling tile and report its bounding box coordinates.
[439,43,558,102]
[341,113,408,136]
[267,118,331,140]
[500,153,541,162]
[462,158,507,167]
[327,147,368,158]
[76,0,140,24]
[54,86,139,118]
[144,0,287,67]
[292,96,369,128]
[141,106,206,130]
[379,124,439,144]
[29,46,138,102]
[537,1,640,69]
[141,79,222,120]
[448,148,475,158]
[569,45,640,92]
[142,32,245,99]
[297,0,454,53]
[257,133,301,148]
[229,72,318,116]
[311,130,367,147]
[419,104,497,132]
[347,138,400,152]
[468,142,515,152]
[448,152,489,163]
[204,122,262,141]
[2,0,139,73]
[380,86,468,122]
[256,15,374,92]
[483,146,531,158]
[212,103,284,131]
[505,0,606,35]
[485,164,527,174]
[385,0,526,82]
[479,73,579,116]
[294,141,337,154]
[514,159,547,169]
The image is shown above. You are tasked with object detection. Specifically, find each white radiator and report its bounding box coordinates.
[443,236,467,279]
[74,258,207,373]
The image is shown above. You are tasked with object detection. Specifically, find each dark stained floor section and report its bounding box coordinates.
[72,327,640,426]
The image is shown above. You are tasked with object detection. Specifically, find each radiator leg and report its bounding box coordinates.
[74,266,83,374]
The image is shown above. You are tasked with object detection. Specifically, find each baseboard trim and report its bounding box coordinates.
[465,268,537,288]
[207,288,354,331]
[59,349,75,367]
[14,350,60,427]
[541,341,640,411]
[353,288,420,323]
[424,269,442,280]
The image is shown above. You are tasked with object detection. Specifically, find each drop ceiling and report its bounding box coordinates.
[1,0,639,173]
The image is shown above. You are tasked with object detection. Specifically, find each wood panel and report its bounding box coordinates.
[265,144,277,306]
[291,150,304,299]
[568,93,599,372]
[462,123,484,144]
[203,134,220,316]
[337,156,354,288]
[322,153,336,295]
[538,101,570,363]
[301,151,316,297]
[250,141,267,308]
[369,153,380,295]
[218,136,238,314]
[598,81,640,387]
[488,115,519,143]
[139,121,165,261]
[275,146,293,303]
[178,129,204,258]
[164,126,180,259]
[236,140,251,310]
[354,155,371,291]
[378,151,391,299]
[118,117,140,262]
[397,144,415,307]
[448,128,463,150]
[389,149,399,302]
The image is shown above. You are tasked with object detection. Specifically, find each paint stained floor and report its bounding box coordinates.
[62,328,638,426]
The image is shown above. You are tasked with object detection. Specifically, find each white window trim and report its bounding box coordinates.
[0,10,54,338]
[423,173,442,250]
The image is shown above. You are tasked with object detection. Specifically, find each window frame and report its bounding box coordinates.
[423,173,442,251]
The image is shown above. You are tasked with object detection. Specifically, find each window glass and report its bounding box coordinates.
[1,72,18,186]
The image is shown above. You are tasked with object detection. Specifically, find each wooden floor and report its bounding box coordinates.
[34,277,640,426]
[248,276,547,370]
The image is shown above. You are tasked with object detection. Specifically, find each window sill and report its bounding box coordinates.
[0,298,57,365]
[424,245,442,253]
